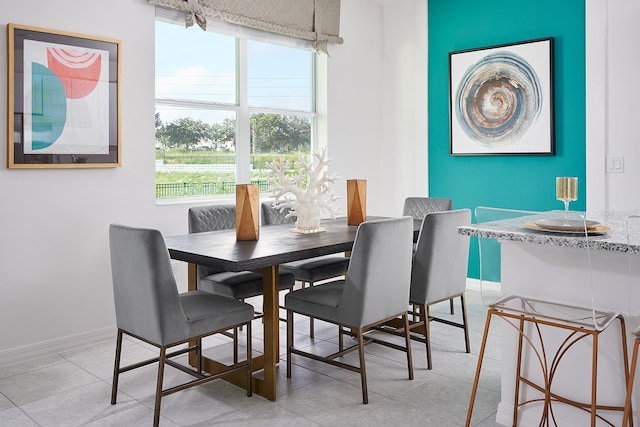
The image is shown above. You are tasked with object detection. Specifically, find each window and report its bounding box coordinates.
[155,18,316,200]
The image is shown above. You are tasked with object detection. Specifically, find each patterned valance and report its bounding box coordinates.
[148,0,343,53]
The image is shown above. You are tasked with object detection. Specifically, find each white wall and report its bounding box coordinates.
[5,0,633,366]
[0,0,428,363]
[602,0,640,215]
[328,0,428,217]
[586,0,640,216]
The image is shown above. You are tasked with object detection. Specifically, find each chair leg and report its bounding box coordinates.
[233,327,239,364]
[286,309,293,378]
[460,294,471,353]
[356,328,368,404]
[449,298,455,315]
[307,281,315,339]
[153,347,167,427]
[110,329,123,405]
[246,320,253,397]
[623,337,640,426]
[465,309,495,427]
[196,338,202,373]
[403,313,414,380]
[421,303,433,370]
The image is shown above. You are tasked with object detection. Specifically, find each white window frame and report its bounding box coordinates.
[155,8,322,202]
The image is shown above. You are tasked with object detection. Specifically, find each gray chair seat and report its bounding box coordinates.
[179,290,255,333]
[285,280,345,314]
[201,271,295,300]
[279,256,350,283]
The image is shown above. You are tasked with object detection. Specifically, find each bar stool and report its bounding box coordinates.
[466,207,630,427]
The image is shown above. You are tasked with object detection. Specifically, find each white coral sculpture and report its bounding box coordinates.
[267,148,341,231]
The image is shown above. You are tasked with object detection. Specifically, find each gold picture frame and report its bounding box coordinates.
[7,23,121,168]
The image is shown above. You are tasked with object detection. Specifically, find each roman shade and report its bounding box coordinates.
[148,0,343,53]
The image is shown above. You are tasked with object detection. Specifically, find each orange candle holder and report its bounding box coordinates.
[347,179,366,225]
[236,184,259,240]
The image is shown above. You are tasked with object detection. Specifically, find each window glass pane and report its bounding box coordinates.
[248,41,313,111]
[155,107,237,198]
[156,20,236,104]
[250,113,312,187]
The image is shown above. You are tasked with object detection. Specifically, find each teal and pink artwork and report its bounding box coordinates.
[23,40,109,154]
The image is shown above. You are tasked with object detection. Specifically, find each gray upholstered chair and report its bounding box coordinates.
[109,224,254,427]
[407,209,471,370]
[285,217,414,404]
[189,204,296,300]
[402,197,455,315]
[262,202,350,338]
[188,205,296,360]
[402,197,453,219]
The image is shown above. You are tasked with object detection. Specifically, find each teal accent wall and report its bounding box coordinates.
[428,0,586,278]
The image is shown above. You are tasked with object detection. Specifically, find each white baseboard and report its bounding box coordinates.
[0,325,116,368]
[0,277,487,368]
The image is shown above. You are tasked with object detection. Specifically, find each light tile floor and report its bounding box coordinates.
[0,287,502,426]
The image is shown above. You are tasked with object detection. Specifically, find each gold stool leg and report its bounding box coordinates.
[465,309,495,427]
[624,337,640,426]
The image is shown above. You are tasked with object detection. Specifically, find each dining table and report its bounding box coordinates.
[164,215,421,401]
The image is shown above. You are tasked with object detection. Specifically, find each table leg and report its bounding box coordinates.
[254,265,279,401]
[186,262,279,401]
[188,263,197,367]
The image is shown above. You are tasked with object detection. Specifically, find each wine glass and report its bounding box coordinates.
[556,177,578,219]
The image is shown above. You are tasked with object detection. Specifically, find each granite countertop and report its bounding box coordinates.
[457,211,640,254]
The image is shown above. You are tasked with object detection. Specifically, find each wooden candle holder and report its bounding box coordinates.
[347,179,366,225]
[236,184,259,240]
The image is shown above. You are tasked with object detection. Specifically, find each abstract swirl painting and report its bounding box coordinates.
[8,24,120,168]
[449,38,554,155]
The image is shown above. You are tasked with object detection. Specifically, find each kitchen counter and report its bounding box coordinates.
[459,210,640,426]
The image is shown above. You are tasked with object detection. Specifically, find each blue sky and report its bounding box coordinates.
[155,20,312,125]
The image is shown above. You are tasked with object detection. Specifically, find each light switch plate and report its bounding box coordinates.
[606,156,624,173]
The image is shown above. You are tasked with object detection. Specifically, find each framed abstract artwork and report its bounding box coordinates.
[449,38,554,156]
[7,23,121,168]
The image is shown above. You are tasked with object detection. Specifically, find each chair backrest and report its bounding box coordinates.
[109,224,187,345]
[410,209,471,305]
[188,205,236,233]
[474,207,605,328]
[402,197,453,220]
[338,216,413,327]
[188,205,236,278]
[262,202,296,225]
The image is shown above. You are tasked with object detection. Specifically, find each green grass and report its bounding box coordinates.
[155,150,309,197]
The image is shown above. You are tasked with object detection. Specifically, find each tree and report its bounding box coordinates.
[211,117,236,151]
[250,114,310,153]
[156,117,216,150]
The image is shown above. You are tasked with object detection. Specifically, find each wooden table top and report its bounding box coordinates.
[165,216,417,271]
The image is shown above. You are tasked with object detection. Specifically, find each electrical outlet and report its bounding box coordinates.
[606,156,624,173]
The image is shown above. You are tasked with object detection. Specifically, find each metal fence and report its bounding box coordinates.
[156,180,271,198]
